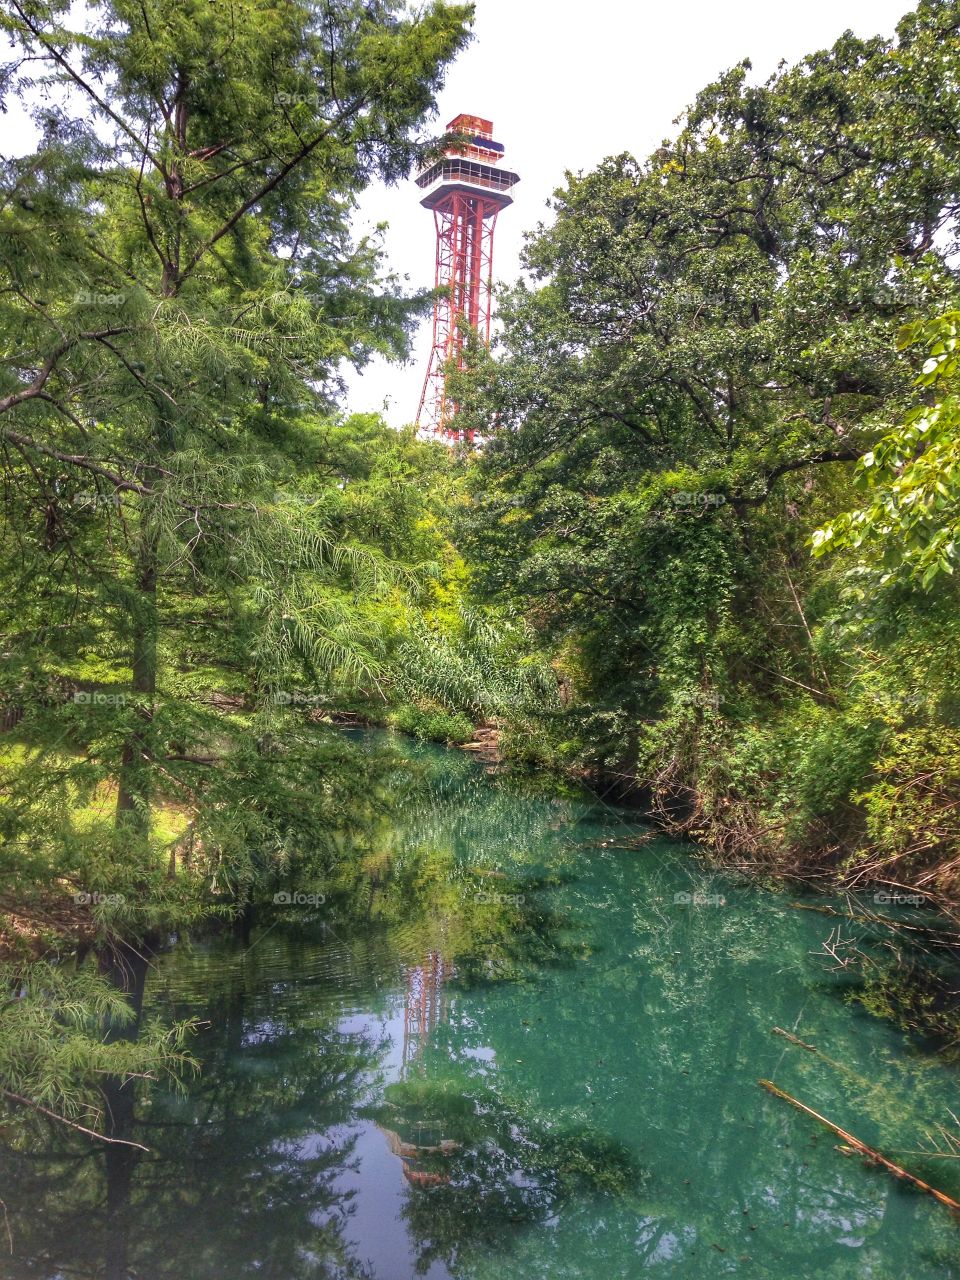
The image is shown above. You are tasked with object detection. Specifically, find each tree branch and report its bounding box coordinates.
[10,2,163,173]
[732,448,862,507]
[0,329,129,417]
[1,1089,150,1151]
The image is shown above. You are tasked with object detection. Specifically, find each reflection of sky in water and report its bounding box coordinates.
[328,1120,454,1280]
[328,986,506,1278]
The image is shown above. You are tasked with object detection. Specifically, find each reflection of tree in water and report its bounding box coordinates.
[331,809,584,988]
[0,960,390,1280]
[130,991,386,1279]
[371,943,648,1276]
[9,734,957,1279]
[374,828,960,1280]
[362,745,645,1250]
[381,738,597,880]
[367,1076,645,1276]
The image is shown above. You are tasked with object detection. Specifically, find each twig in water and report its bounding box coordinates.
[758,1080,960,1213]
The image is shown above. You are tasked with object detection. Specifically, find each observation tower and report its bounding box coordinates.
[415,114,519,441]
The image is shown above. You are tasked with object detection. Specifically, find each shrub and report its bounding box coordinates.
[389,704,474,745]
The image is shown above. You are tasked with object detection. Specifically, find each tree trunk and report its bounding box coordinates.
[99,940,151,1280]
[116,530,158,833]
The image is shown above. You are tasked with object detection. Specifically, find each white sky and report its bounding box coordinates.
[345,0,914,427]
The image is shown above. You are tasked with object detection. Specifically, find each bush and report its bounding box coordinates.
[389,704,474,745]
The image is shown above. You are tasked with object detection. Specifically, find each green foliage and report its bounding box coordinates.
[814,311,960,586]
[0,0,474,1138]
[389,703,474,745]
[0,961,196,1123]
[7,0,960,1158]
[394,605,560,721]
[858,728,960,878]
[452,0,960,903]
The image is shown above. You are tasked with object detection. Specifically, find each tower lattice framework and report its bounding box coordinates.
[416,114,519,441]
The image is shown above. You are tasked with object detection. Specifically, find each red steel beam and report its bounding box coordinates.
[417,189,505,442]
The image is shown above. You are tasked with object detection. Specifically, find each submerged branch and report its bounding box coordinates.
[758,1079,960,1213]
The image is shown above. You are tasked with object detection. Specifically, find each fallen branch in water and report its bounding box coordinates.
[772,1026,818,1053]
[771,1026,852,1075]
[758,1080,960,1213]
[787,900,956,943]
[770,1027,874,1092]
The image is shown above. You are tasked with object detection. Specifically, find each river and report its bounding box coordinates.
[2,733,958,1278]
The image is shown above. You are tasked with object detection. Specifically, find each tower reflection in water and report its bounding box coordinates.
[379,951,459,1188]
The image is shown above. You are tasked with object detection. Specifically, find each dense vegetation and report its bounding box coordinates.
[3,0,960,1150]
[456,0,960,916]
[0,0,477,1140]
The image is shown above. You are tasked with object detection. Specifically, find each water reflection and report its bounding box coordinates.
[402,953,450,1078]
[1,735,958,1279]
[377,950,457,1192]
[1,965,392,1278]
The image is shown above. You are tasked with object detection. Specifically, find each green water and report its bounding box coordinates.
[3,735,959,1278]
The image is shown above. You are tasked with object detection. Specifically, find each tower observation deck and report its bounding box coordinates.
[416,114,519,441]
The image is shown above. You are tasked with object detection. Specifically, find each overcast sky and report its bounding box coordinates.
[345,0,914,427]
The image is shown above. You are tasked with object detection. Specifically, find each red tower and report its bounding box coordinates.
[416,114,519,441]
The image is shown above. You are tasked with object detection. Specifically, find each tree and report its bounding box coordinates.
[454,1,960,882]
[0,0,473,1137]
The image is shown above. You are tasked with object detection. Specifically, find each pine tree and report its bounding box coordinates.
[0,0,473,1138]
